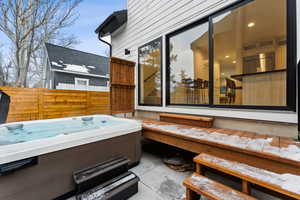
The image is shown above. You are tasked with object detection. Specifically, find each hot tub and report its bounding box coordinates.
[0,115,142,200]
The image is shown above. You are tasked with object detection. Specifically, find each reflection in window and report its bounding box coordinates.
[169,22,209,105]
[213,0,287,106]
[139,38,162,105]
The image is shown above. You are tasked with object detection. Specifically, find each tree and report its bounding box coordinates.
[0,50,4,86]
[0,50,13,86]
[0,0,82,87]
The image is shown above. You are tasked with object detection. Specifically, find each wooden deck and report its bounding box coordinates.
[137,117,300,176]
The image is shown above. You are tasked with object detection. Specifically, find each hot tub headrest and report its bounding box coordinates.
[81,117,94,122]
[5,124,24,131]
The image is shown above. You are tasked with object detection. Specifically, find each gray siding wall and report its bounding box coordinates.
[53,72,108,89]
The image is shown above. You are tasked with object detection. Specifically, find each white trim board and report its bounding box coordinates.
[75,77,89,87]
[136,106,297,124]
[51,69,109,78]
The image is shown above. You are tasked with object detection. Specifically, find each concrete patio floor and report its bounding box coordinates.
[128,141,279,200]
[129,151,188,200]
[69,141,280,200]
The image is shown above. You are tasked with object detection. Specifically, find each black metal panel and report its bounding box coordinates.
[0,157,38,176]
[76,171,139,200]
[286,0,297,111]
[166,36,171,106]
[0,91,10,124]
[298,60,300,141]
[208,16,214,107]
[73,156,130,194]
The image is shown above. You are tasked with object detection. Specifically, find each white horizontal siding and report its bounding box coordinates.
[109,0,298,123]
[112,0,240,59]
[56,83,109,92]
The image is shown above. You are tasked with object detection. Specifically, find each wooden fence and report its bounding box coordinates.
[110,57,135,114]
[0,87,110,123]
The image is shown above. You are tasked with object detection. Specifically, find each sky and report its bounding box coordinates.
[67,0,126,56]
[0,0,126,59]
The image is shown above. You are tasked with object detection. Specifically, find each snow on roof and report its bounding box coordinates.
[64,64,89,73]
[51,61,63,67]
[51,61,90,73]
[45,43,109,76]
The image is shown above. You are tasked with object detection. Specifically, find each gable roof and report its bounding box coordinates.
[95,10,127,37]
[45,43,109,77]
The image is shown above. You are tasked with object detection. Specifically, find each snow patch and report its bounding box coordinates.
[190,175,246,200]
[200,154,300,195]
[80,174,136,200]
[143,123,300,162]
[64,64,89,73]
[51,61,63,67]
[51,60,91,74]
[281,174,300,194]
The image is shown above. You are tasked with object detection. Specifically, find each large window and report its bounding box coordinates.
[168,22,209,105]
[212,0,287,106]
[167,0,296,110]
[138,38,162,105]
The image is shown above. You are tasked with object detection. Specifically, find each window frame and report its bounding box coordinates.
[138,37,163,106]
[75,77,89,87]
[165,0,296,111]
[166,17,210,106]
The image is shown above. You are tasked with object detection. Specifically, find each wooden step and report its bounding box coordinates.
[183,173,257,200]
[194,153,300,200]
[159,113,214,128]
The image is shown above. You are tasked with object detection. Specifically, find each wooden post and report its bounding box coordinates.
[86,91,90,115]
[196,164,203,175]
[38,88,44,120]
[242,180,251,195]
[110,57,136,115]
[186,188,198,200]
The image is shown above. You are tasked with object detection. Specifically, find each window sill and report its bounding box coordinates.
[135,105,297,124]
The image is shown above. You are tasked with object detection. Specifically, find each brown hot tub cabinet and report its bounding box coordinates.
[0,131,141,200]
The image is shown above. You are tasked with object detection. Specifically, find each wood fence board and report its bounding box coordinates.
[110,57,135,114]
[0,87,110,123]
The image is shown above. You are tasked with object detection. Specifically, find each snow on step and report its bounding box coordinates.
[143,123,300,162]
[199,154,300,195]
[187,174,255,200]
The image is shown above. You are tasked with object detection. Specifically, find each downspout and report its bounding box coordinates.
[97,33,113,116]
[98,33,112,57]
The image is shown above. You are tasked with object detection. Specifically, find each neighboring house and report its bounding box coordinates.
[45,43,109,91]
[96,0,299,138]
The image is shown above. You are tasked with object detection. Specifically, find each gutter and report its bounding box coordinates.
[98,33,112,57]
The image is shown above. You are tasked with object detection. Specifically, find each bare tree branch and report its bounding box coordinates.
[0,0,82,87]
